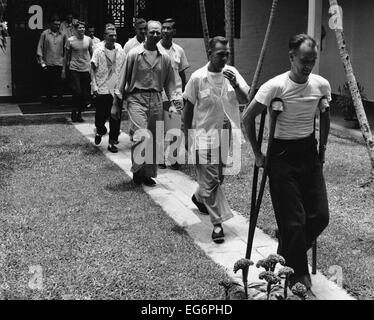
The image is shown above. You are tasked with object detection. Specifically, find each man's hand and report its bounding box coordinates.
[92,90,98,99]
[111,102,121,121]
[61,69,66,80]
[255,153,266,168]
[319,145,326,165]
[169,105,178,114]
[223,69,239,88]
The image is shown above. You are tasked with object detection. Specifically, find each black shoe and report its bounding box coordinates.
[192,195,209,215]
[158,163,167,169]
[95,134,102,145]
[76,114,84,123]
[170,162,180,170]
[212,225,225,244]
[305,289,318,300]
[71,111,78,122]
[107,144,118,153]
[133,172,143,185]
[143,177,156,186]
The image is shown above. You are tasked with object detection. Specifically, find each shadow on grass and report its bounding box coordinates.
[0,115,68,127]
[104,180,141,193]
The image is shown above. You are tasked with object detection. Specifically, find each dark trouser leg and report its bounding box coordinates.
[43,67,53,101]
[303,158,329,250]
[70,70,81,112]
[80,71,91,111]
[51,66,63,104]
[269,161,310,280]
[94,95,109,136]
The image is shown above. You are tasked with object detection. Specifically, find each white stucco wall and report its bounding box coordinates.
[174,0,309,89]
[320,0,374,100]
[0,37,12,97]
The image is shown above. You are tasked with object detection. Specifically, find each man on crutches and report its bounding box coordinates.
[243,34,331,299]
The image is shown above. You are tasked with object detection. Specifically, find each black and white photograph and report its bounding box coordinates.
[0,0,373,310]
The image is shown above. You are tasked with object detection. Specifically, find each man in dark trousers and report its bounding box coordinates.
[36,15,65,106]
[91,28,125,153]
[243,34,331,299]
[63,21,93,122]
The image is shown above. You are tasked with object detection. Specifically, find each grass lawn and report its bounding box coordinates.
[181,128,374,300]
[0,116,231,300]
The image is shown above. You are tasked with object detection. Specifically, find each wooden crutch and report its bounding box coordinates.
[245,99,284,260]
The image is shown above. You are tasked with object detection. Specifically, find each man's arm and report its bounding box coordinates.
[36,32,46,66]
[223,69,249,105]
[319,108,330,164]
[183,99,194,150]
[62,37,71,78]
[90,61,98,97]
[242,99,267,167]
[179,70,187,92]
[164,59,177,102]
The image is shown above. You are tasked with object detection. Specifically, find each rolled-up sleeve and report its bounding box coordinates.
[163,57,177,101]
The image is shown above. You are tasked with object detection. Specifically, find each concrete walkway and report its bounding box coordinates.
[72,119,354,300]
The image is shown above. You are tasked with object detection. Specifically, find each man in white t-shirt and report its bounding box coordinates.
[157,18,190,170]
[243,34,331,298]
[123,18,147,56]
[63,21,93,122]
[183,36,249,244]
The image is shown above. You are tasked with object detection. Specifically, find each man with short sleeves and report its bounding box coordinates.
[63,21,93,122]
[87,25,101,51]
[112,21,176,187]
[60,12,76,39]
[183,36,249,244]
[243,34,331,298]
[91,28,125,153]
[123,18,147,56]
[157,18,189,170]
[36,15,65,106]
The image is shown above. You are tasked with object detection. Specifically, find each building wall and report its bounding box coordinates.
[0,37,12,97]
[174,0,308,88]
[320,0,374,100]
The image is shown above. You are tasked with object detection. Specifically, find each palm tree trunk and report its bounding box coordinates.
[329,0,374,186]
[199,0,210,60]
[225,0,235,66]
[242,0,279,120]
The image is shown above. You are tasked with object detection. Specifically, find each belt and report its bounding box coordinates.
[131,88,161,94]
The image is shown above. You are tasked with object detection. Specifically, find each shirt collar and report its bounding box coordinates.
[138,43,162,56]
[48,29,62,35]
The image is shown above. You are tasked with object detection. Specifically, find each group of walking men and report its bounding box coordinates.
[37,13,332,299]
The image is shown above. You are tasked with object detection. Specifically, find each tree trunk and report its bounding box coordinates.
[242,0,279,120]
[329,0,374,186]
[225,0,235,66]
[199,0,210,60]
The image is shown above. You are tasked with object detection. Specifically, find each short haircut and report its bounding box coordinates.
[50,14,60,22]
[147,20,162,30]
[104,23,116,34]
[209,36,228,51]
[74,20,86,28]
[162,18,176,28]
[134,18,147,28]
[289,34,317,53]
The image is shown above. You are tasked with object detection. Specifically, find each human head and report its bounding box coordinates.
[146,20,162,46]
[208,36,230,71]
[50,15,61,32]
[74,21,86,37]
[161,18,176,40]
[134,18,147,42]
[289,33,318,83]
[104,28,117,46]
[87,25,95,38]
[105,23,116,33]
[66,12,74,23]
